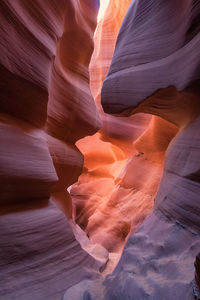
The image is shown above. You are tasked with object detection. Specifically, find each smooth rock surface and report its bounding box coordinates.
[0,201,102,300]
[64,116,200,300]
[72,0,173,253]
[0,1,105,299]
[1,0,200,299]
[64,0,200,299]
[101,0,200,115]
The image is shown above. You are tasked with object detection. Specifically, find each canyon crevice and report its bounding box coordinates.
[0,1,200,300]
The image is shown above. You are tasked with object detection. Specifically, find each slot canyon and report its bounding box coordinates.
[0,0,200,299]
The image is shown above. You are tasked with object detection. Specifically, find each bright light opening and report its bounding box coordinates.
[98,0,110,21]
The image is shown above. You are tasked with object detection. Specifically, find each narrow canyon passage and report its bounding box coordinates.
[0,1,200,300]
[73,8,177,249]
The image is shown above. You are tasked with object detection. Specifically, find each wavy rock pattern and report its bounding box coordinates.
[71,0,178,259]
[101,114,200,300]
[0,1,106,300]
[102,0,200,115]
[64,0,200,299]
[72,0,171,253]
[1,0,200,299]
[99,0,200,299]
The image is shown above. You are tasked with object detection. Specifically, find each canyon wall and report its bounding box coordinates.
[72,0,174,253]
[0,1,107,300]
[1,0,200,299]
[64,0,200,299]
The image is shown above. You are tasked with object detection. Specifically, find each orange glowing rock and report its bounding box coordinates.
[72,0,177,253]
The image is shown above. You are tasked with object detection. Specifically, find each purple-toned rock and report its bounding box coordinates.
[0,1,105,300]
[101,0,200,115]
[63,1,200,299]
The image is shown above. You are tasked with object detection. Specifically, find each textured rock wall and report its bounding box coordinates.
[0,1,106,300]
[102,0,200,115]
[100,0,200,299]
[101,111,200,300]
[1,0,200,299]
[72,0,136,252]
[72,0,177,254]
[64,0,200,299]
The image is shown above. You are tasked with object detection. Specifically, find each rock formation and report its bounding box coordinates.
[64,0,200,299]
[101,0,200,116]
[72,0,172,253]
[1,0,200,299]
[0,1,107,300]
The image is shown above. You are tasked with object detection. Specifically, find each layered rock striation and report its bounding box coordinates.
[102,0,200,116]
[0,1,106,300]
[72,0,170,253]
[65,0,200,299]
[1,0,200,299]
[99,0,200,299]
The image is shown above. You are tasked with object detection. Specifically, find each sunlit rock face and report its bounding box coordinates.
[72,0,136,253]
[64,0,200,299]
[0,1,106,300]
[1,0,200,299]
[71,0,174,253]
